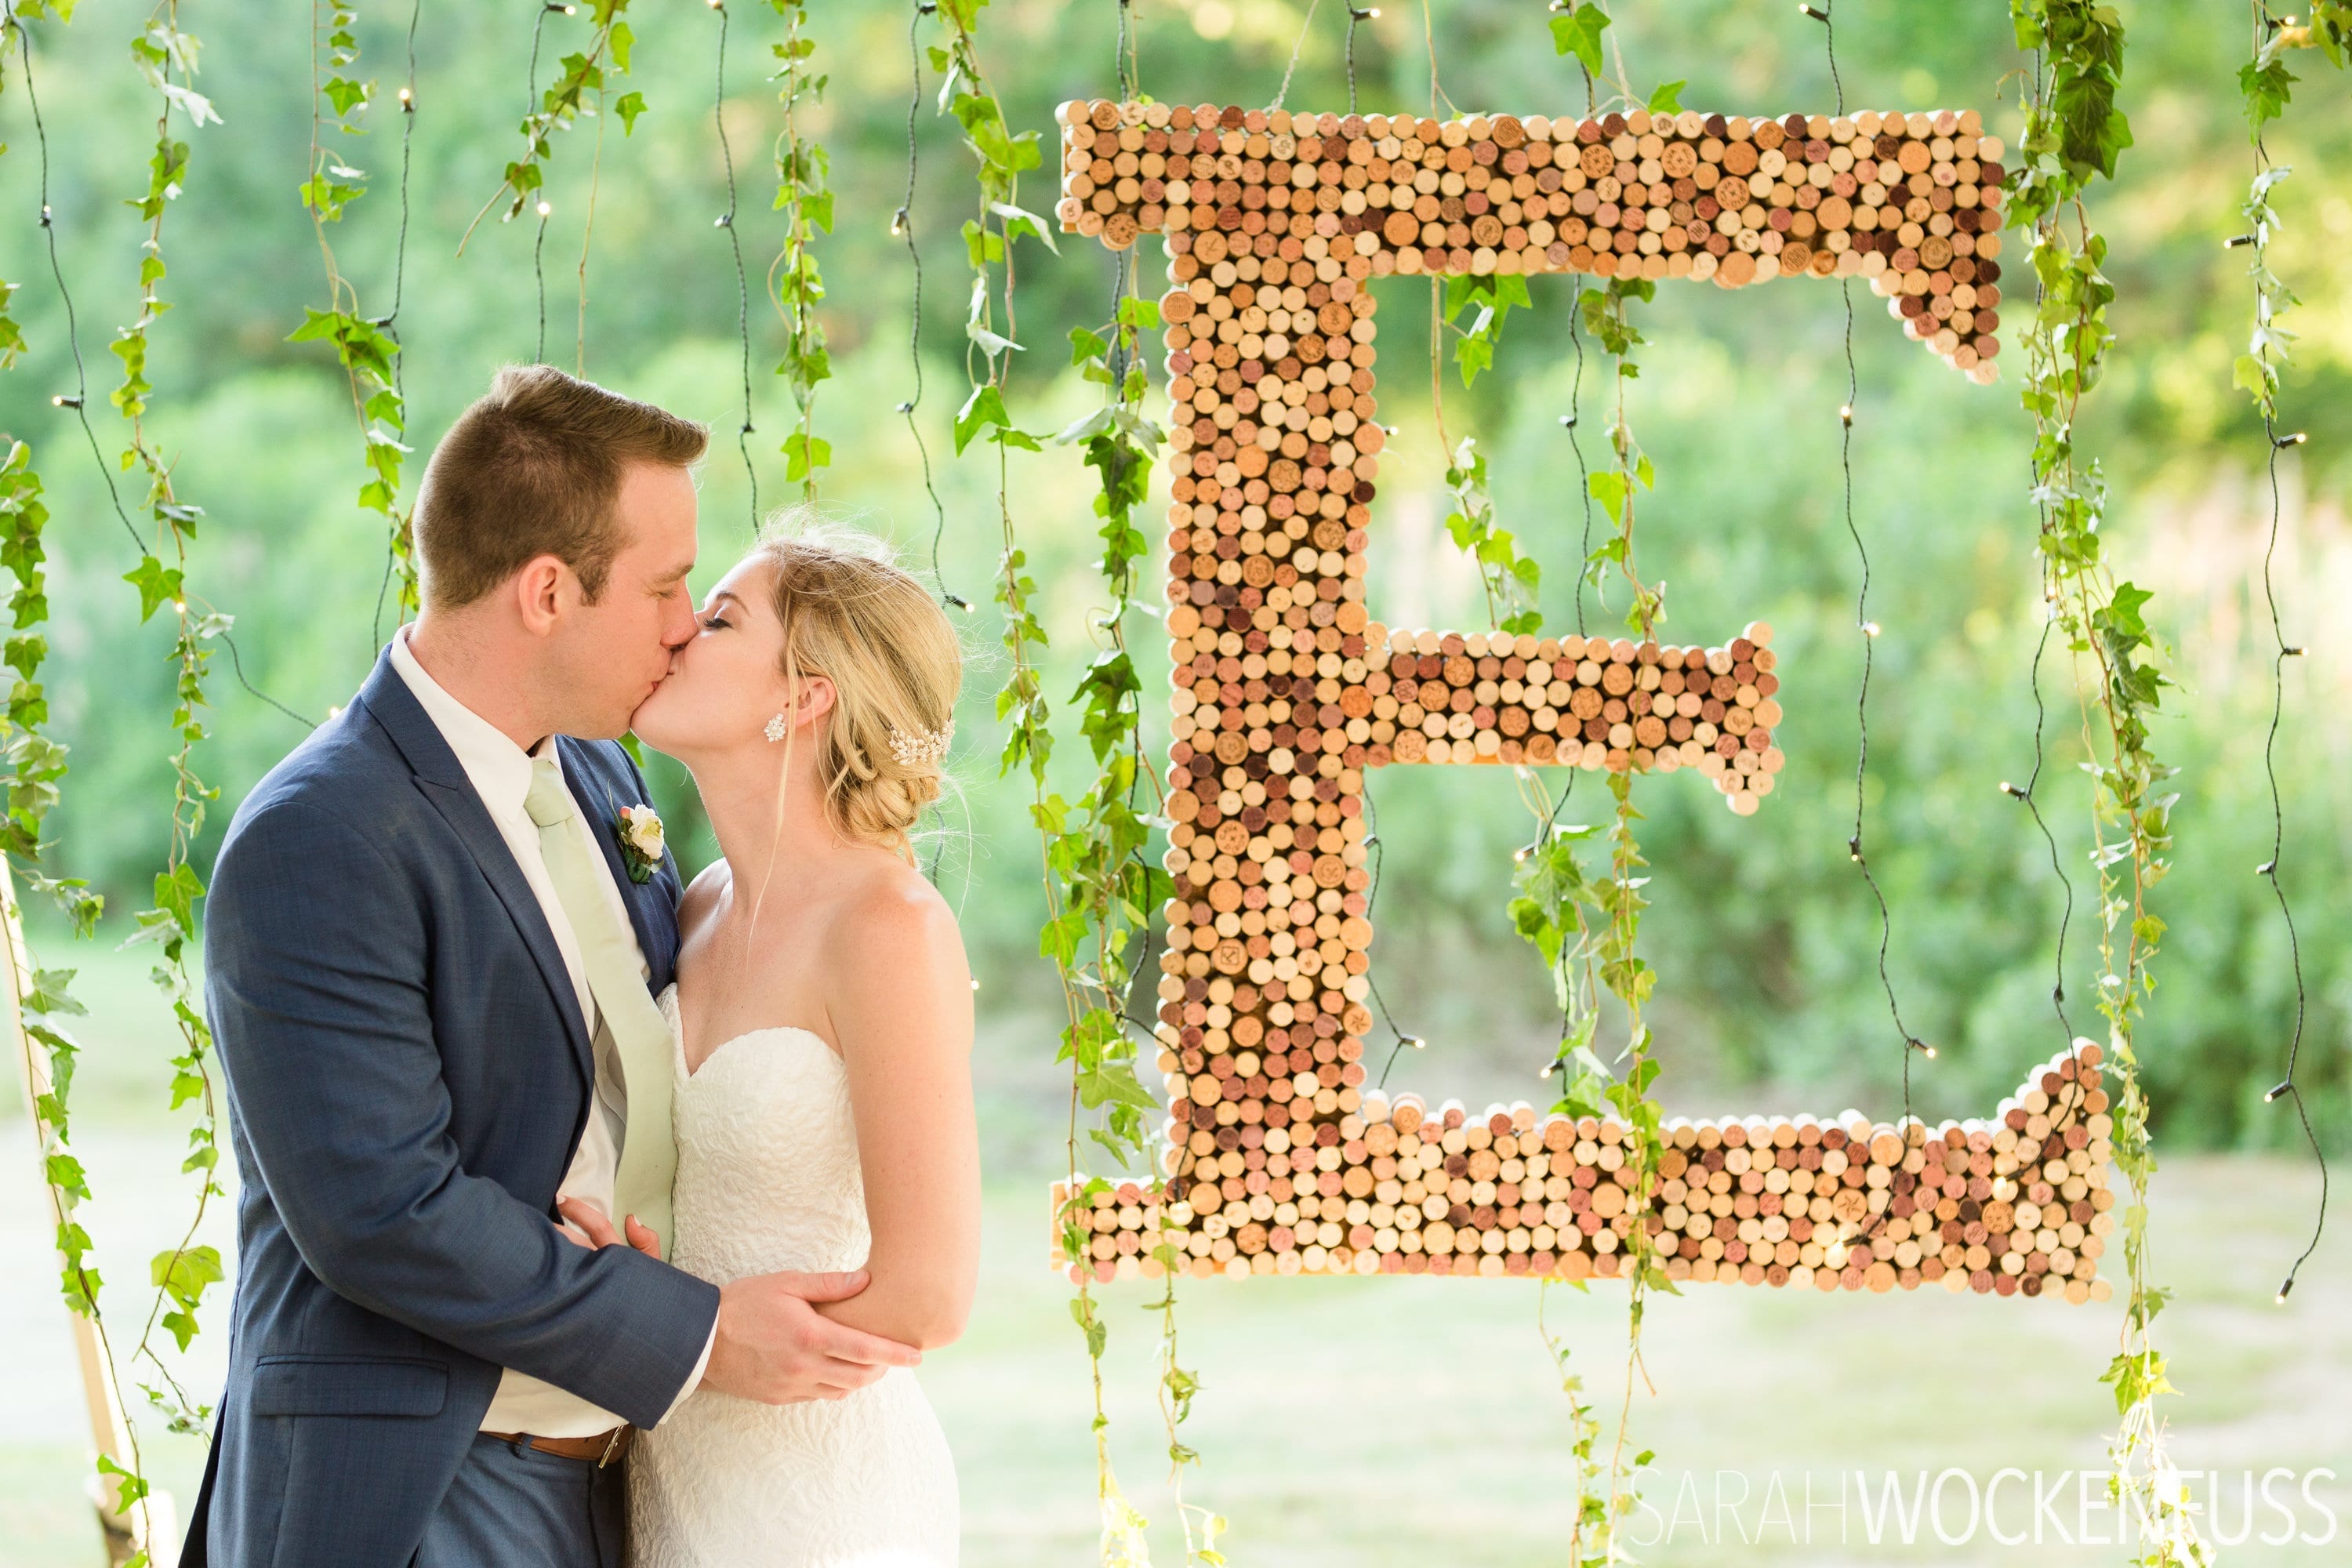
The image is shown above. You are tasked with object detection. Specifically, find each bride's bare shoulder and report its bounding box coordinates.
[824,855,967,994]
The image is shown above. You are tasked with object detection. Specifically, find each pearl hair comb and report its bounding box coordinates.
[887,719,955,770]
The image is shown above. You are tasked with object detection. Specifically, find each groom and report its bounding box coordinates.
[186,365,921,1566]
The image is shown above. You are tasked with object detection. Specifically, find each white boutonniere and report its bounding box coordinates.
[615,804,666,883]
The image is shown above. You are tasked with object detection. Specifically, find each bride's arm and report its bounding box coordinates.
[815,874,981,1352]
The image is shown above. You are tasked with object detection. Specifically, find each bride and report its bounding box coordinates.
[583,523,978,1566]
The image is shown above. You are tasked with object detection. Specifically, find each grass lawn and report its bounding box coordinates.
[6,946,2346,1564]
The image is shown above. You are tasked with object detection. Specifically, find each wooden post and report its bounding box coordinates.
[3,862,181,1567]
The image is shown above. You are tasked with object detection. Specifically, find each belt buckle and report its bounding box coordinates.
[596,1425,627,1468]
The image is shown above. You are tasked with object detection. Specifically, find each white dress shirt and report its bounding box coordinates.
[390,629,712,1436]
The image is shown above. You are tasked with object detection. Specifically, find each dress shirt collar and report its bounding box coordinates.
[387,625,558,824]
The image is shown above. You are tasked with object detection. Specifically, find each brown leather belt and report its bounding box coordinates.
[485,1425,634,1467]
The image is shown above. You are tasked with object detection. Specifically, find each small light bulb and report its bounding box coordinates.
[971,978,981,991]
[1838,403,1853,426]
[1862,620,1881,637]
[327,705,343,720]
[2266,1080,2293,1103]
[891,207,909,238]
[172,599,188,615]
[715,213,731,228]
[2274,431,2308,448]
[537,199,554,218]
[50,394,80,408]
[2277,1277,2294,1304]
[397,86,414,107]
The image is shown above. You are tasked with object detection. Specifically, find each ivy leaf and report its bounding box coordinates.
[96,1455,149,1515]
[953,384,1010,455]
[780,432,831,483]
[612,91,647,135]
[967,322,1024,359]
[1587,470,1627,525]
[1069,1295,1108,1358]
[989,200,1058,254]
[1076,1058,1157,1112]
[322,77,368,118]
[1549,4,1610,76]
[2238,57,2295,138]
[122,556,183,623]
[1646,80,1685,115]
[1054,405,1115,447]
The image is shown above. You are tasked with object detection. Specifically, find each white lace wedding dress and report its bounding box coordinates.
[630,986,959,1566]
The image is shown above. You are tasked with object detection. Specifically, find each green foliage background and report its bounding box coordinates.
[1,0,2345,1155]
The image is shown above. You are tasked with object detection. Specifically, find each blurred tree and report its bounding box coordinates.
[0,0,2342,1152]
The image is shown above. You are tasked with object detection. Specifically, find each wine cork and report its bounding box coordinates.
[1062,98,2005,379]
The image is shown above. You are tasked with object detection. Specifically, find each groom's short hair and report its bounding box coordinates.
[415,365,707,609]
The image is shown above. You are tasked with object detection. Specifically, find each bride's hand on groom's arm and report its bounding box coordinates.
[555,1197,662,1258]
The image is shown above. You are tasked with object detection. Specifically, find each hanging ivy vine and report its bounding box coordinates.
[2004,4,2205,1562]
[459,0,643,251]
[109,0,244,1455]
[2,6,166,1555]
[767,0,831,499]
[292,1,421,628]
[920,3,1168,1559]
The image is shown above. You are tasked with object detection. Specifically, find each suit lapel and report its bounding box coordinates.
[557,738,679,994]
[355,655,596,1094]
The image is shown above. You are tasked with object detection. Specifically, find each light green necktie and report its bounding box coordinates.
[524,755,677,1259]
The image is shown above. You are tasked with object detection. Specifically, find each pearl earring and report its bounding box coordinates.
[764,714,787,742]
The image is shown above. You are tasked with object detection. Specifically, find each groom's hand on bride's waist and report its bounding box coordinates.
[702,1269,922,1405]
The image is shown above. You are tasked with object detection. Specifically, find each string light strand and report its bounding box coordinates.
[709,1,760,532]
[2244,0,2325,1302]
[897,0,958,608]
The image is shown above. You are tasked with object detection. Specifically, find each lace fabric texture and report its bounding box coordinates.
[630,987,958,1566]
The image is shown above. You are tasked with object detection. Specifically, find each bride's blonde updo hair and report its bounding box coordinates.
[754,518,962,858]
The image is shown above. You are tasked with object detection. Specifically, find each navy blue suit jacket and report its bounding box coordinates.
[184,652,720,1566]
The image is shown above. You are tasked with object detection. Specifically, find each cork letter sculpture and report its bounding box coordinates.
[1051,100,2113,1305]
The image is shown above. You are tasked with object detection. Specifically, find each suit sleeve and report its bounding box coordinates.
[205,797,718,1428]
